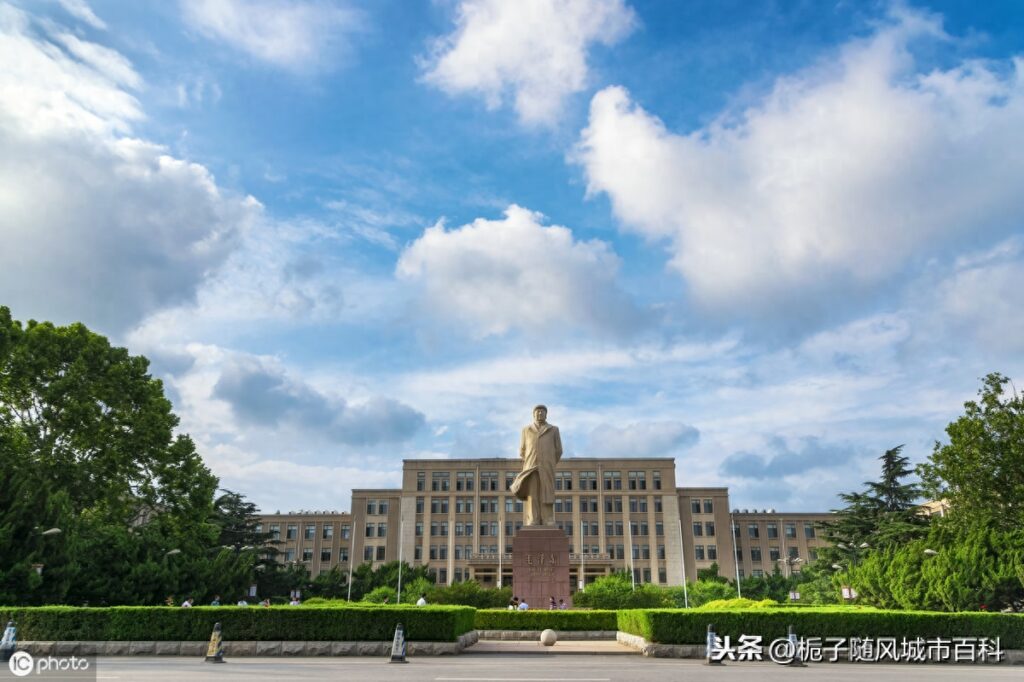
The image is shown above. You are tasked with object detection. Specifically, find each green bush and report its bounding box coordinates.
[427,581,512,608]
[572,574,668,609]
[474,609,617,631]
[700,598,778,610]
[617,608,1024,648]
[0,605,475,642]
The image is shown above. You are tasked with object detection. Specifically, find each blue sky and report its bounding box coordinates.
[2,0,1023,514]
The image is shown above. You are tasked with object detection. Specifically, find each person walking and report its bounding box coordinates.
[210,595,221,606]
[181,597,194,608]
[549,596,557,610]
[416,593,428,606]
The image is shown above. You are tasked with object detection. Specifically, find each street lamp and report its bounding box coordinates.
[165,549,182,556]
[41,528,62,537]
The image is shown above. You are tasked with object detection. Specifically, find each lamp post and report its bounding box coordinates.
[676,520,689,608]
[397,517,404,604]
[730,513,741,599]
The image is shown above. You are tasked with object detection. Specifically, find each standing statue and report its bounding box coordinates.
[510,405,563,526]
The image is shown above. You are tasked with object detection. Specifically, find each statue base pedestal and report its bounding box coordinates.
[511,526,572,610]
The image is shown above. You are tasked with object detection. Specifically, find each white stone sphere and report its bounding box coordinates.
[540,629,557,646]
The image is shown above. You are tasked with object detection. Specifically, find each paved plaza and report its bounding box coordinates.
[88,655,1022,681]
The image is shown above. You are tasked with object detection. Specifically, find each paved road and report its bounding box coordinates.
[90,655,1022,681]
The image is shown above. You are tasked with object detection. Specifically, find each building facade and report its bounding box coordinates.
[259,457,833,586]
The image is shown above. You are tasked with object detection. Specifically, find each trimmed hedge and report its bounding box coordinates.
[617,608,1024,648]
[474,609,617,631]
[0,605,475,642]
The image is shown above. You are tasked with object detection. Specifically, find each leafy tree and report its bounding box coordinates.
[308,566,349,600]
[818,445,927,570]
[919,373,1024,530]
[0,307,218,528]
[697,562,728,583]
[573,572,667,609]
[0,308,239,605]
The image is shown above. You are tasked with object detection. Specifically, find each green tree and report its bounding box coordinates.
[919,373,1024,530]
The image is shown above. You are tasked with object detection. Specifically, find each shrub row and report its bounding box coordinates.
[0,605,475,642]
[473,609,617,631]
[617,608,1024,648]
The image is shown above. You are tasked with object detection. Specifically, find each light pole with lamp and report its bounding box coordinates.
[675,520,689,608]
[730,513,741,598]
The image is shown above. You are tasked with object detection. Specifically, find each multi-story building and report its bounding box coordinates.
[259,457,833,587]
[257,510,353,579]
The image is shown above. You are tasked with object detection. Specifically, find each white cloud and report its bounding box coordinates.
[0,4,257,333]
[576,8,1024,323]
[396,204,645,338]
[55,0,106,30]
[180,0,362,71]
[587,420,699,457]
[422,0,636,126]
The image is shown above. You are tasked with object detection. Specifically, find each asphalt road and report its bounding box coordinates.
[88,655,1022,681]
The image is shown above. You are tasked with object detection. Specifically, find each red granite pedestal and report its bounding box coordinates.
[511,526,572,610]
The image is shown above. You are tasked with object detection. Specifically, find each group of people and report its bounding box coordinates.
[507,596,568,610]
[173,594,283,608]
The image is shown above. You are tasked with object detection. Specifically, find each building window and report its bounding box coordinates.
[748,524,759,539]
[304,524,315,540]
[432,471,450,491]
[736,548,743,561]
[430,498,449,514]
[654,497,663,513]
[416,497,424,514]
[480,471,498,491]
[364,546,374,561]
[707,545,717,561]
[302,548,313,562]
[429,545,438,560]
[323,525,333,539]
[653,472,662,490]
[505,472,515,491]
[767,523,779,539]
[417,472,425,491]
[703,499,714,514]
[376,546,386,561]
[269,524,280,540]
[734,523,741,538]
[379,501,389,515]
[377,523,387,538]
[340,524,350,540]
[454,546,463,560]
[641,544,651,560]
[416,523,423,537]
[692,522,703,537]
[603,471,622,490]
[366,524,375,537]
[769,546,780,561]
[809,549,818,562]
[439,569,447,584]
[284,549,295,561]
[439,545,448,560]
[695,545,705,561]
[738,568,745,578]
[555,472,573,490]
[788,547,799,560]
[785,523,796,539]
[752,569,763,578]
[366,500,377,515]
[340,548,349,562]
[657,544,666,559]
[751,546,762,562]
[628,471,647,490]
[321,549,332,562]
[286,524,297,540]
[579,471,597,490]
[804,524,816,539]
[414,546,421,561]
[705,521,715,537]
[456,471,474,491]
[655,522,664,536]
[690,499,701,514]
[658,568,667,583]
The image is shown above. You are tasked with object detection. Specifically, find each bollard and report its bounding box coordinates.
[704,623,723,666]
[0,620,16,663]
[787,624,806,667]
[204,622,226,663]
[389,622,408,663]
